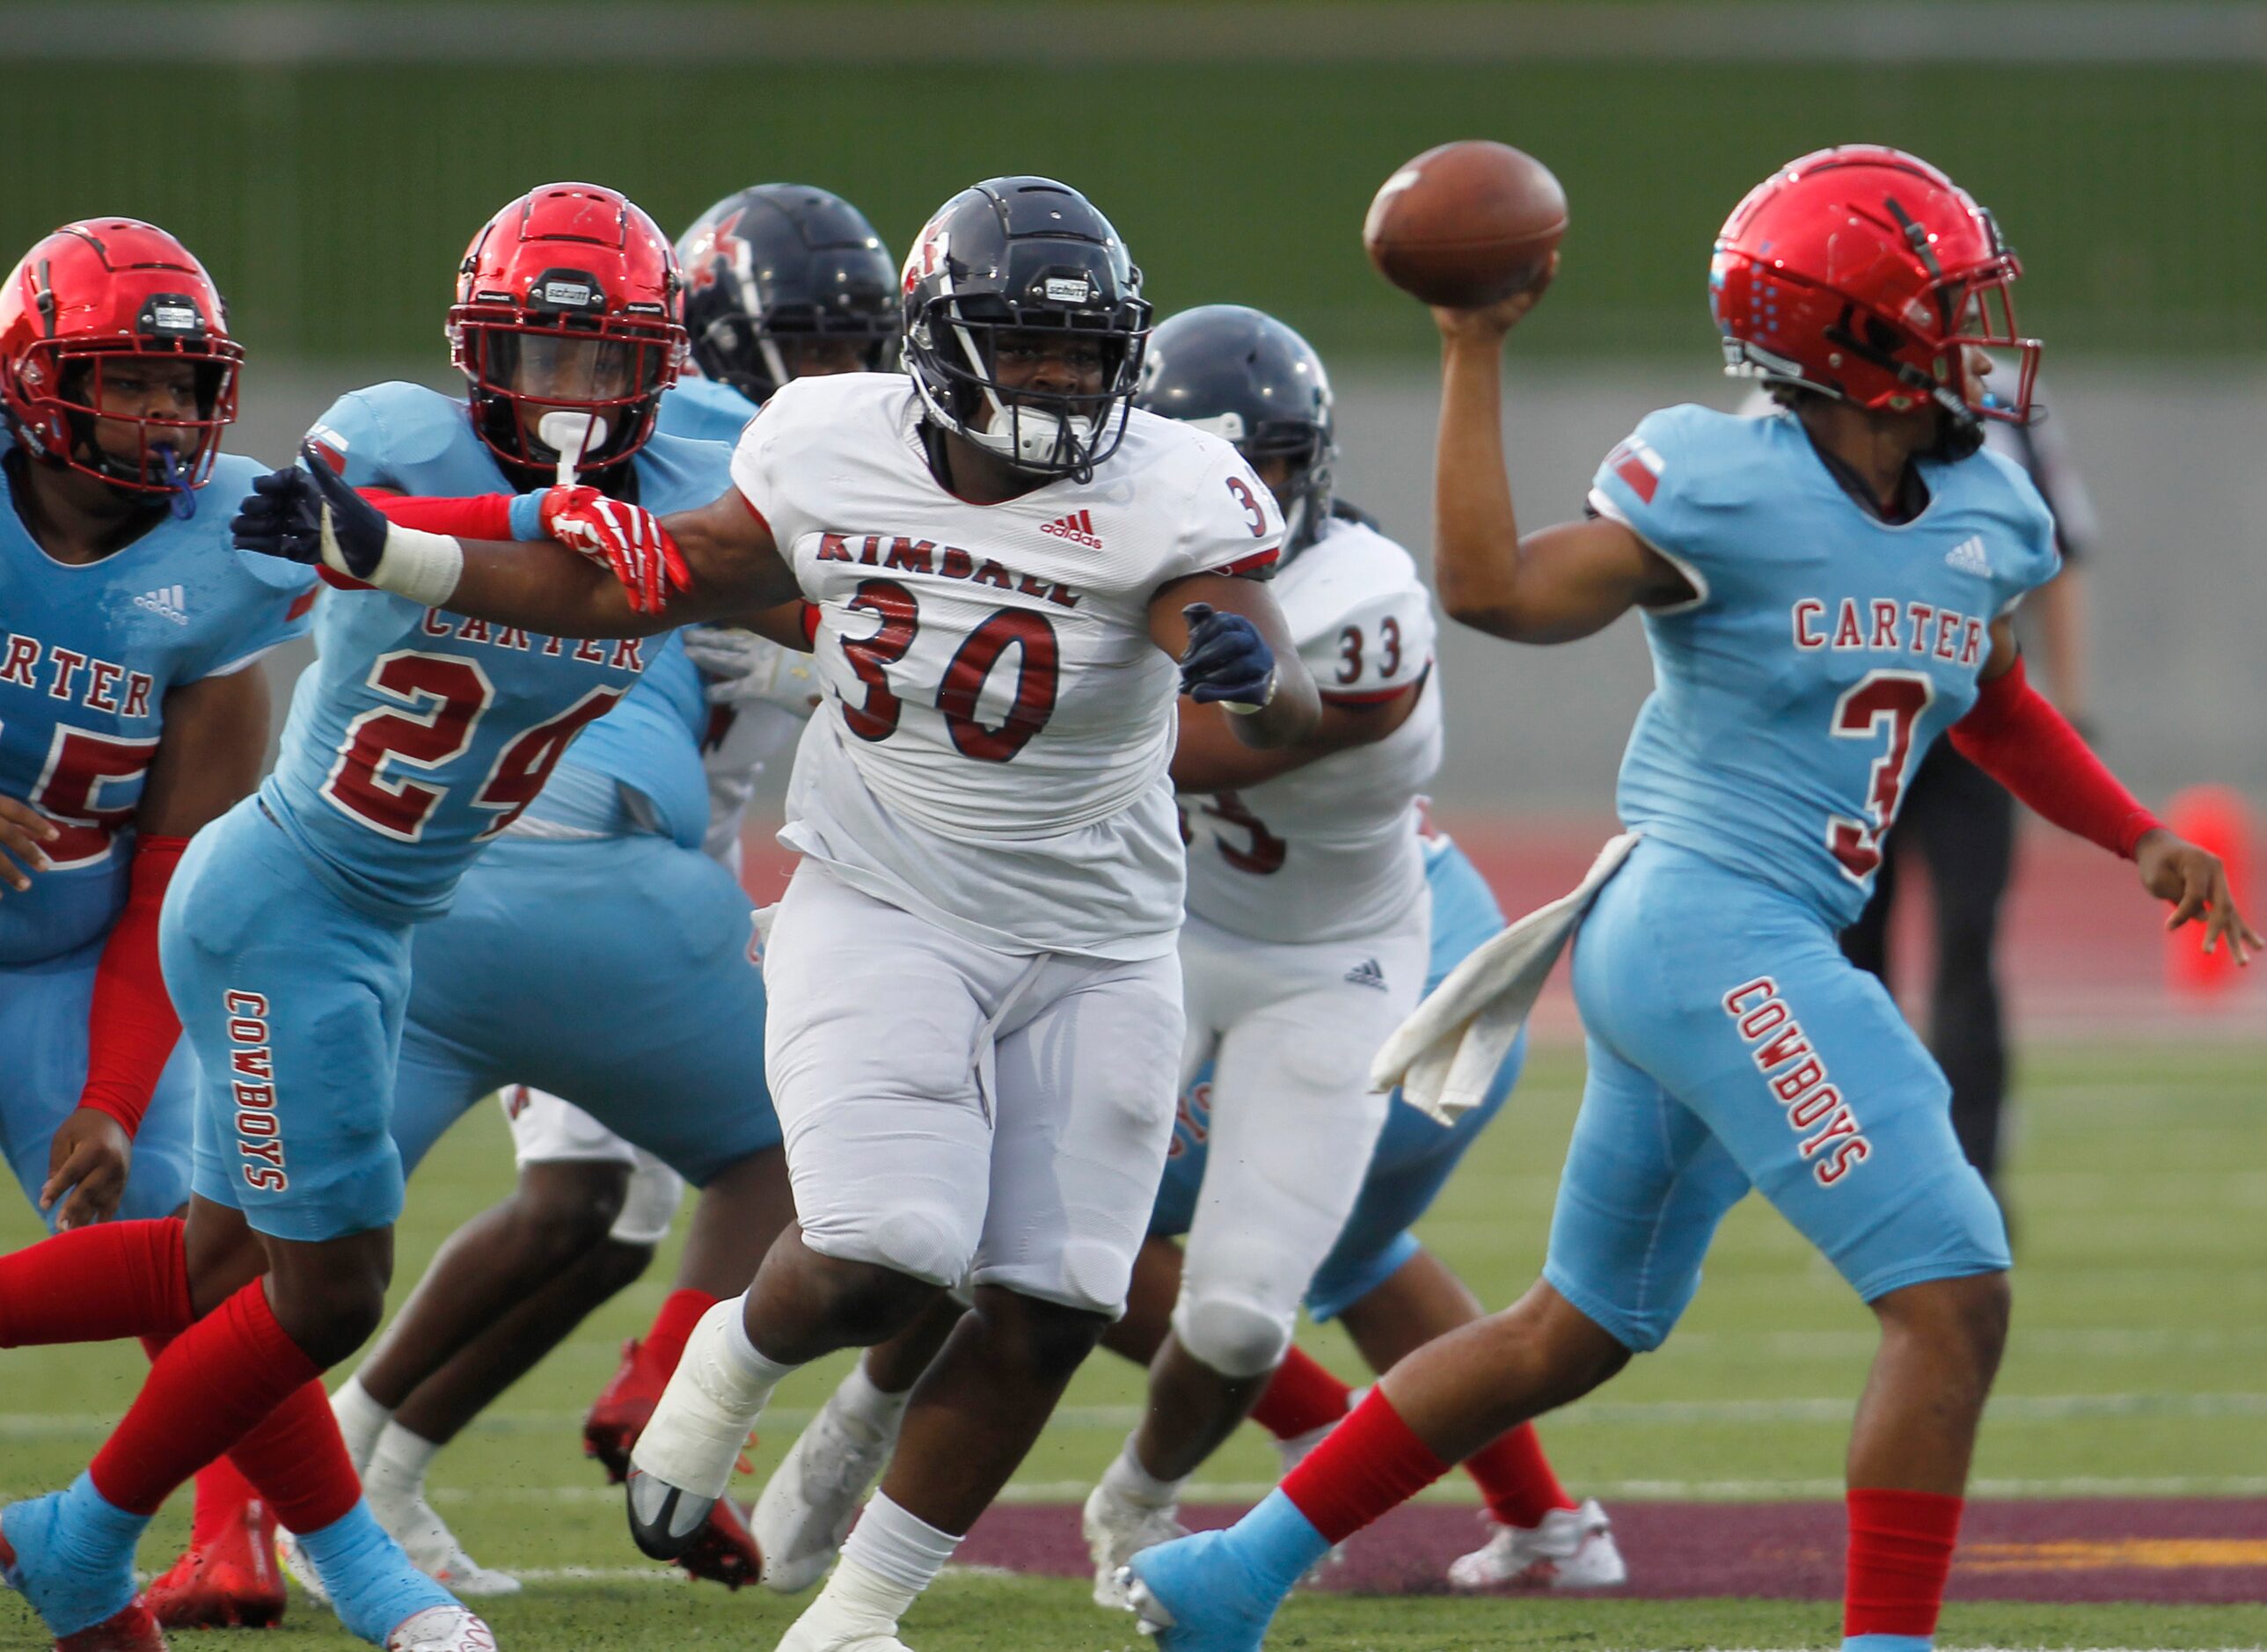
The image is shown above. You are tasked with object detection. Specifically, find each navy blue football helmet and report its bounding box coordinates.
[901,176,1151,479]
[676,184,896,404]
[1137,304,1335,559]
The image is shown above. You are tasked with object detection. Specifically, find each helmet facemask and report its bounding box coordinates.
[33,345,238,510]
[455,313,677,478]
[908,293,1150,481]
[698,304,898,406]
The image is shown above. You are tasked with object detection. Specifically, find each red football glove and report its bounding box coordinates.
[538,486,691,615]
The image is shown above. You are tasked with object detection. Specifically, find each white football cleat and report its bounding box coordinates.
[370,1490,521,1598]
[753,1392,899,1593]
[1445,1498,1626,1590]
[276,1526,333,1608]
[1082,1481,1188,1610]
[1270,1417,1336,1477]
[385,1602,497,1650]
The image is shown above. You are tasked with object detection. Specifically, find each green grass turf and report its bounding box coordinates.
[5,1038,2264,1648]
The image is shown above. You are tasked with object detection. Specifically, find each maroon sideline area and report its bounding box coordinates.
[742,811,2264,1036]
[953,1498,2267,1603]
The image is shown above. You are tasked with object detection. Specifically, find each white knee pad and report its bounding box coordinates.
[800,1199,976,1290]
[1172,1290,1296,1380]
[609,1152,686,1248]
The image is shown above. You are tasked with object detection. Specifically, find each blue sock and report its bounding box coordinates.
[0,1473,152,1635]
[1226,1489,1332,1598]
[295,1498,453,1644]
[1844,1636,1934,1652]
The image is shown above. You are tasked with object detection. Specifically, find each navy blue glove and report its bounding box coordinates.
[230,445,390,580]
[1178,601,1277,710]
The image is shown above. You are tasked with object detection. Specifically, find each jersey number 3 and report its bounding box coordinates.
[1826,669,1934,882]
[838,578,1060,763]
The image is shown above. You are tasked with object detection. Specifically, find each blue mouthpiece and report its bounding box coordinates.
[154,446,195,520]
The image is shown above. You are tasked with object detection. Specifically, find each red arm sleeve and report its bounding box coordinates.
[1948,656,2163,859]
[77,835,192,1136]
[363,491,516,540]
[315,493,519,592]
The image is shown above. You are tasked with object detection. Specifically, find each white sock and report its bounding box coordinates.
[331,1375,393,1472]
[833,1358,912,1437]
[1101,1436,1188,1509]
[830,1493,960,1619]
[633,1296,800,1498]
[720,1296,801,1393]
[364,1422,442,1506]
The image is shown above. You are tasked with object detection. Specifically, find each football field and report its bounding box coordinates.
[5,1037,2263,1650]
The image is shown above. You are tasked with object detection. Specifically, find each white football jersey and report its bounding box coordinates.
[732,373,1284,959]
[1181,513,1443,945]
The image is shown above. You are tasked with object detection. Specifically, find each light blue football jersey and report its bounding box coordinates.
[0,449,316,965]
[655,375,760,447]
[1591,405,2060,926]
[266,384,728,917]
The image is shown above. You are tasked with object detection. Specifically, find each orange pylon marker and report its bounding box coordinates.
[2163,785,2254,999]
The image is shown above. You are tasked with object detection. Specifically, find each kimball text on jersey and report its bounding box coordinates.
[816,532,1085,609]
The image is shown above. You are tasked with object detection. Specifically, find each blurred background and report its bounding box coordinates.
[3,7,2263,1613]
[7,0,2262,1027]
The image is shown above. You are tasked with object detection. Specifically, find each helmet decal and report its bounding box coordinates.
[677,185,898,406]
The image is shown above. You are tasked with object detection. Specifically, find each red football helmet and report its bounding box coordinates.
[1710,146,2038,450]
[0,219,242,497]
[448,182,687,475]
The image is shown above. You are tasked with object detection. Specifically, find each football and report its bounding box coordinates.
[1362,140,1568,308]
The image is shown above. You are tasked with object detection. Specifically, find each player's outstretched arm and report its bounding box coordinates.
[1151,574,1320,750]
[1430,281,1693,642]
[232,455,798,637]
[1951,620,2259,964]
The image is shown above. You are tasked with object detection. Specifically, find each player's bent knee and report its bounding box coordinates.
[1875,1268,2010,1376]
[802,1203,976,1297]
[516,1161,633,1254]
[1174,1293,1295,1380]
[267,1274,386,1368]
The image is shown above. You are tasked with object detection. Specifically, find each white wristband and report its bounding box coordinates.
[367,525,464,608]
[1221,664,1278,716]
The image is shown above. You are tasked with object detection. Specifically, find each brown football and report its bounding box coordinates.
[1363,141,1568,307]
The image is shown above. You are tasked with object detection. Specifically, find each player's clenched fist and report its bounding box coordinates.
[535,485,690,616]
[1178,602,1278,713]
[232,448,464,606]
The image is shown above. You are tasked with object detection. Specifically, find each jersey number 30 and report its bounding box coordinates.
[1826,669,1934,882]
[838,578,1060,763]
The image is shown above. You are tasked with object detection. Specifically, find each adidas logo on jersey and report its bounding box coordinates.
[1344,957,1388,991]
[1944,536,1992,578]
[1040,508,1103,550]
[134,585,190,625]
